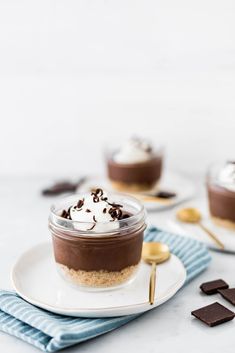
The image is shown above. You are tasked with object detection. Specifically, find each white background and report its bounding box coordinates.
[0,0,235,178]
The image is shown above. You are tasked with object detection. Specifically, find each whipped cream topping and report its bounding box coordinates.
[60,188,128,232]
[217,162,235,192]
[113,137,153,164]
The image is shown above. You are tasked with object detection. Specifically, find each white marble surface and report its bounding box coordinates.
[1,176,235,353]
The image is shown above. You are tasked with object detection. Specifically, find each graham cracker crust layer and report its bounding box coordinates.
[211,216,235,231]
[58,263,139,288]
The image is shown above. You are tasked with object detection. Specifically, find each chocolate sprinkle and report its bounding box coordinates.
[88,223,96,231]
[93,195,99,203]
[121,213,130,219]
[95,188,103,197]
[77,199,84,209]
[107,202,123,208]
[61,210,68,218]
[59,187,126,224]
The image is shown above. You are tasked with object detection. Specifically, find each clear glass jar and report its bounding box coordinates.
[207,161,235,229]
[49,192,146,291]
[105,142,164,192]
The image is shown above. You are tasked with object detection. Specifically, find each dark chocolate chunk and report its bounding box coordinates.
[42,177,86,196]
[191,302,235,327]
[218,288,235,306]
[154,190,176,199]
[200,279,229,295]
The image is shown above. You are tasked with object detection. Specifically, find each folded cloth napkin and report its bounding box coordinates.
[0,227,211,352]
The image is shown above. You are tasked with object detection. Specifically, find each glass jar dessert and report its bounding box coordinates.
[207,161,235,230]
[106,137,164,192]
[49,188,146,290]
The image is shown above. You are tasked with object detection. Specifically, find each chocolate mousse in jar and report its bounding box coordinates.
[207,161,235,230]
[106,137,164,192]
[49,188,146,290]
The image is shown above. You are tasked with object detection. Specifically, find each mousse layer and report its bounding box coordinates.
[52,226,144,272]
[207,183,235,223]
[107,156,162,185]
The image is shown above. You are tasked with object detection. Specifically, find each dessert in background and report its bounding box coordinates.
[107,137,163,192]
[49,188,146,290]
[207,161,235,229]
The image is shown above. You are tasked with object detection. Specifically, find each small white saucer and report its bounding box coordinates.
[79,171,195,211]
[11,242,186,318]
[169,207,235,253]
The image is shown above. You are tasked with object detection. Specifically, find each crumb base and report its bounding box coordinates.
[211,216,235,231]
[58,263,139,288]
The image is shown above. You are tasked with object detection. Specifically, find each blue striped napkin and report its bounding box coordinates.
[0,227,211,352]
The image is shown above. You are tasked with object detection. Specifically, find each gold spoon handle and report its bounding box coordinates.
[198,222,224,250]
[149,262,157,305]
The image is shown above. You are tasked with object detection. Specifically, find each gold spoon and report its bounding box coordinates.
[142,242,171,305]
[177,207,224,250]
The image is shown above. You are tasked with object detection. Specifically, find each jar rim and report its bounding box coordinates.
[49,191,146,237]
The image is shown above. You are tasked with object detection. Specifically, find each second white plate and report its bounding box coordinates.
[79,171,195,211]
[11,242,186,318]
[169,206,235,253]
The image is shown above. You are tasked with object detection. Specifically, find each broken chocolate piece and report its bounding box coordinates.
[200,279,229,295]
[218,288,235,306]
[192,302,235,327]
[42,177,86,196]
[154,191,176,199]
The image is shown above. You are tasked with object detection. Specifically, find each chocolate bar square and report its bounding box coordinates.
[191,302,235,327]
[218,288,235,306]
[200,279,229,295]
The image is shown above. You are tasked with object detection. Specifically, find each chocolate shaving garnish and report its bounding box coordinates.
[108,207,123,220]
[121,213,130,219]
[88,223,96,231]
[101,197,108,202]
[86,209,91,213]
[93,195,99,203]
[103,208,107,213]
[95,188,103,197]
[77,199,84,209]
[91,188,105,203]
[61,210,68,218]
[66,206,72,220]
[107,202,123,208]
[93,215,97,222]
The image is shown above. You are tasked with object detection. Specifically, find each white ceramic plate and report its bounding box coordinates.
[79,171,195,211]
[169,204,235,253]
[11,242,186,318]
